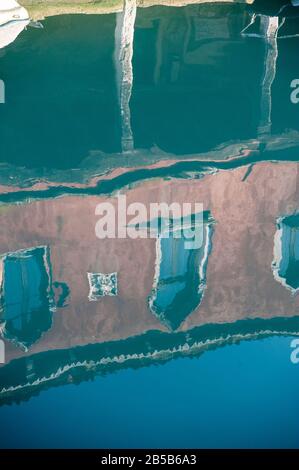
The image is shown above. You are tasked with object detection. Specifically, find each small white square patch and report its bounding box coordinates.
[87,272,118,301]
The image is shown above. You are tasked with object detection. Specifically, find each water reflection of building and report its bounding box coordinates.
[1,1,299,404]
[132,4,262,153]
[0,163,298,404]
[0,2,298,177]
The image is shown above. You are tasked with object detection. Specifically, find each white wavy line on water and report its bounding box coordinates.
[1,329,299,395]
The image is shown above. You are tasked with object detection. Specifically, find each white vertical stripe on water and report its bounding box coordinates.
[115,0,137,152]
[258,16,279,137]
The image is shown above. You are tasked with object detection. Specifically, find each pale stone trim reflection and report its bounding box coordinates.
[0,1,30,49]
[115,0,136,152]
[258,16,279,137]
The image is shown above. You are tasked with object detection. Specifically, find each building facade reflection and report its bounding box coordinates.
[0,162,299,367]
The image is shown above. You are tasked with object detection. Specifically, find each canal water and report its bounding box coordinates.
[0,2,299,448]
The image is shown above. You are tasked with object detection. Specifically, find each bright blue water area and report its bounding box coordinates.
[0,336,298,449]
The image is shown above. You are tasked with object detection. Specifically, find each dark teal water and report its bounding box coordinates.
[0,4,297,173]
[1,2,299,449]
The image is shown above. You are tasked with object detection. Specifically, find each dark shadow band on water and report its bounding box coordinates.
[0,315,298,406]
[0,145,298,204]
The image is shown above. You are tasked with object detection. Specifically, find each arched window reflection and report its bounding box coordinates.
[273,214,299,293]
[148,212,214,330]
[0,246,55,350]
